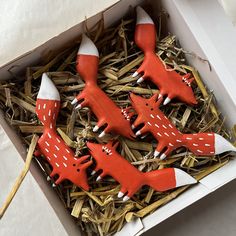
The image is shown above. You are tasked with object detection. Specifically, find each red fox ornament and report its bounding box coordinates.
[35,73,92,190]
[132,6,197,106]
[130,93,236,160]
[71,35,135,139]
[87,141,196,201]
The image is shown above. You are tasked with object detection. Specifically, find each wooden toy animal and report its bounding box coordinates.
[132,6,197,106]
[130,93,236,159]
[87,141,196,201]
[35,73,92,190]
[71,35,135,139]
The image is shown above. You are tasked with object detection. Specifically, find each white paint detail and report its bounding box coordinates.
[55,145,59,151]
[66,149,70,153]
[91,171,96,176]
[118,191,124,198]
[131,124,135,130]
[137,77,144,84]
[147,122,152,126]
[160,153,166,160]
[132,71,139,77]
[48,133,52,138]
[63,163,67,167]
[48,110,51,116]
[45,148,49,153]
[37,73,60,101]
[123,196,130,202]
[43,104,46,109]
[172,132,176,136]
[93,125,99,132]
[154,150,160,157]
[96,176,101,181]
[214,133,236,154]
[205,144,210,147]
[155,124,159,128]
[43,115,46,121]
[169,124,173,128]
[71,98,78,105]
[47,156,51,161]
[45,141,50,146]
[136,6,154,25]
[157,132,162,137]
[176,139,182,142]
[163,97,171,105]
[174,168,197,187]
[162,125,167,129]
[56,138,61,143]
[38,104,40,110]
[156,115,161,120]
[164,132,169,137]
[199,138,204,140]
[98,131,106,138]
[55,163,60,167]
[136,130,141,136]
[197,149,203,153]
[78,34,99,57]
[207,133,213,136]
[169,143,174,147]
[75,104,81,110]
[193,143,198,146]
[186,137,192,140]
[53,154,57,158]
[150,114,155,118]
[63,156,67,161]
[50,123,53,129]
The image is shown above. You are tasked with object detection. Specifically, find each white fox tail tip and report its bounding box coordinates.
[174,168,197,187]
[214,133,236,154]
[78,34,99,57]
[136,6,154,25]
[37,73,60,101]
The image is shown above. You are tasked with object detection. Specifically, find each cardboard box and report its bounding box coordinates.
[0,0,236,235]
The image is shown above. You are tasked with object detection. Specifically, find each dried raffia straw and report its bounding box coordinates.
[0,134,38,219]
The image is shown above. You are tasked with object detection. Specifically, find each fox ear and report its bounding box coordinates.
[149,93,159,103]
[183,73,194,84]
[187,77,195,84]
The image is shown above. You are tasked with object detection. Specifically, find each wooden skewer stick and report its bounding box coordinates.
[0,134,39,219]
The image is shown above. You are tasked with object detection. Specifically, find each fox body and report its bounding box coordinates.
[132,6,197,106]
[35,74,92,190]
[87,141,196,201]
[130,93,236,159]
[72,35,134,139]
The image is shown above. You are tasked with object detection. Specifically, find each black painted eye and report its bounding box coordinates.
[146,103,148,106]
[106,153,109,155]
[102,149,105,152]
[73,164,76,167]
[151,108,153,111]
[77,169,80,172]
